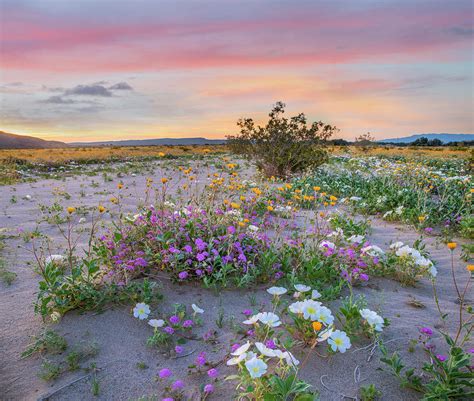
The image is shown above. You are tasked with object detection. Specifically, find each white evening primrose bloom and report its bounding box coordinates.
[319,240,336,250]
[148,319,165,328]
[245,357,268,378]
[288,301,305,314]
[282,351,300,367]
[45,254,65,265]
[294,284,311,293]
[347,235,364,244]
[390,241,404,249]
[258,312,281,327]
[311,289,322,299]
[227,353,247,365]
[395,245,413,258]
[360,309,384,332]
[255,342,277,357]
[267,286,287,296]
[232,341,251,356]
[313,306,334,325]
[302,300,322,320]
[317,326,333,342]
[191,304,204,314]
[328,330,351,353]
[248,225,259,232]
[243,313,262,325]
[429,265,438,278]
[133,303,150,320]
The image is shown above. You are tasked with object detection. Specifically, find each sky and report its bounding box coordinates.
[0,0,473,142]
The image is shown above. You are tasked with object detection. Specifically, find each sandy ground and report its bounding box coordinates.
[0,160,471,401]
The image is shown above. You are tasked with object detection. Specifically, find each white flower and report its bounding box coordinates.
[24,195,32,200]
[255,342,277,357]
[191,304,204,314]
[243,313,262,325]
[395,245,412,258]
[45,254,64,265]
[347,235,364,244]
[293,291,301,299]
[78,217,86,224]
[317,327,333,342]
[258,312,281,327]
[429,265,438,278]
[288,301,305,314]
[349,196,362,201]
[232,341,251,356]
[248,225,259,232]
[328,330,351,353]
[319,240,335,250]
[245,357,268,378]
[227,353,247,365]
[311,289,322,299]
[383,210,393,219]
[395,206,404,215]
[267,286,287,296]
[282,351,299,367]
[313,306,334,325]
[361,245,385,257]
[360,309,384,332]
[133,303,150,320]
[148,319,165,328]
[294,284,311,293]
[390,241,404,249]
[302,300,322,320]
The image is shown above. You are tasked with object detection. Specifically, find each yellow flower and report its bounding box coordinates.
[110,197,118,204]
[231,202,240,209]
[98,205,106,213]
[161,177,168,184]
[313,186,321,192]
[323,202,329,207]
[312,321,322,331]
[470,189,474,193]
[67,206,76,214]
[240,196,246,201]
[117,183,123,189]
[418,215,426,223]
[243,218,250,223]
[267,205,274,212]
[329,195,337,201]
[277,186,284,191]
[447,242,457,250]
[158,152,166,157]
[467,265,474,272]
[238,221,245,227]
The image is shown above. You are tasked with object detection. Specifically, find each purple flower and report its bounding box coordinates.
[425,227,433,233]
[196,352,207,366]
[195,238,207,251]
[420,327,433,336]
[231,343,240,352]
[169,315,180,325]
[178,271,188,280]
[169,246,180,254]
[265,339,276,349]
[158,368,172,378]
[246,329,255,336]
[172,380,184,390]
[359,273,369,281]
[182,319,194,328]
[204,384,214,393]
[207,368,218,378]
[227,225,236,234]
[436,354,447,362]
[196,252,206,262]
[162,398,174,401]
[175,345,183,354]
[242,309,252,316]
[183,245,193,253]
[164,326,174,334]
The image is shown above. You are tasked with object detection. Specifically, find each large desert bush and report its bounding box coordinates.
[227,101,337,178]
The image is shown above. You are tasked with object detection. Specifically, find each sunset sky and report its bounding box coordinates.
[1,0,473,142]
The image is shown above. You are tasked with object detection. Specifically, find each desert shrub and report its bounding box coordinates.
[227,101,337,178]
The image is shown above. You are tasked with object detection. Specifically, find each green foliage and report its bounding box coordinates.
[336,294,367,338]
[35,253,161,319]
[264,374,319,400]
[329,213,371,236]
[22,329,67,358]
[359,384,382,401]
[380,334,474,400]
[227,101,337,178]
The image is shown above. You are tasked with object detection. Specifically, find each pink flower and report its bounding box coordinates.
[204,384,214,393]
[207,368,218,378]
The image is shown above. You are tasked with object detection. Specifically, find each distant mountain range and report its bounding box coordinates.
[0,131,67,149]
[69,137,226,146]
[378,133,473,144]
